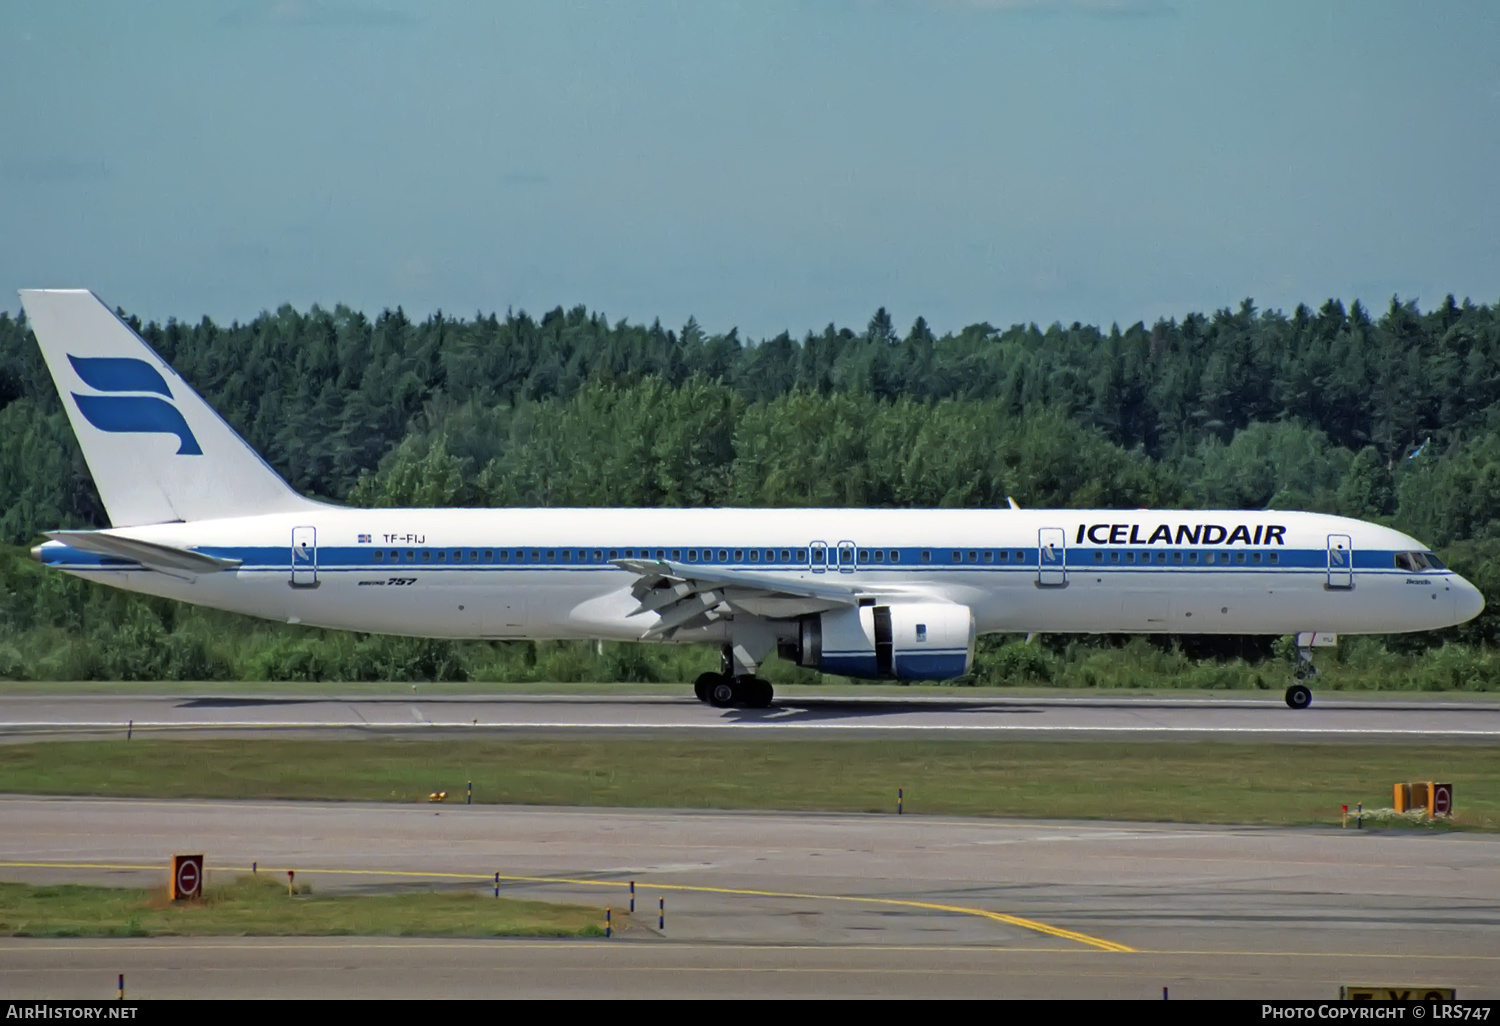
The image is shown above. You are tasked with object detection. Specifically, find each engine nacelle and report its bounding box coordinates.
[779,603,975,681]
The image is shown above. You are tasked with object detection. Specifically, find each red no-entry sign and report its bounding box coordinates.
[172,854,204,900]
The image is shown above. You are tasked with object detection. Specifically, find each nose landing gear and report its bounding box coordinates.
[1286,640,1319,709]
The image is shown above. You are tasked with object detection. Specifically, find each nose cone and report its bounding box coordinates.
[1455,578,1485,624]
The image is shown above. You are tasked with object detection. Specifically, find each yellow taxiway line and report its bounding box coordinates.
[0,858,1133,953]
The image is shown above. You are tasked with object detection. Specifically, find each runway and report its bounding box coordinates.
[1,797,1498,998]
[4,691,1500,741]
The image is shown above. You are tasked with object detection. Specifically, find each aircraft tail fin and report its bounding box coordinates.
[19,288,321,526]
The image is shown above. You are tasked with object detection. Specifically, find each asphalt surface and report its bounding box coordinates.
[4,691,1500,741]
[2,798,1497,998]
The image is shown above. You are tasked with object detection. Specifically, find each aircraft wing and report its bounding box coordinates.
[47,530,243,574]
[613,558,859,638]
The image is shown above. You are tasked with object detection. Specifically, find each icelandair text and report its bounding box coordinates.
[1077,523,1287,546]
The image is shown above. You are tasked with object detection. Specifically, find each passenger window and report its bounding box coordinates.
[782,549,792,562]
[734,550,744,561]
[672,550,681,560]
[1111,551,1120,563]
[1253,552,1262,564]
[374,551,384,562]
[406,550,415,562]
[922,550,931,561]
[967,551,977,563]
[858,549,870,562]
[1270,552,1279,565]
[546,550,555,561]
[436,550,446,562]
[1156,552,1166,564]
[422,550,432,562]
[1126,552,1135,564]
[873,550,885,563]
[952,550,961,562]
[1188,552,1198,563]
[983,551,993,563]
[688,550,698,561]
[717,550,728,562]
[1173,551,1182,564]
[1015,551,1024,562]
[529,550,539,562]
[1236,552,1246,564]
[796,549,807,562]
[811,549,825,564]
[1094,551,1103,563]
[999,550,1009,562]
[1205,552,1215,564]
[560,550,570,562]
[749,550,758,561]
[656,550,665,559]
[469,550,478,561]
[890,550,900,563]
[453,550,463,562]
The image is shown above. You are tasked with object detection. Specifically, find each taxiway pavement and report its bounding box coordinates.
[1,798,1497,998]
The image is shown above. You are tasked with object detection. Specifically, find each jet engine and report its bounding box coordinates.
[778,603,975,681]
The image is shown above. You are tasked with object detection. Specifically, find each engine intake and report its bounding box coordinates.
[779,603,975,681]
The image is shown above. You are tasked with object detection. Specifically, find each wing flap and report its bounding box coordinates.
[613,558,859,640]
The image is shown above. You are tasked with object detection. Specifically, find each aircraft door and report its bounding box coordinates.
[291,526,318,588]
[810,541,828,573]
[1038,527,1066,586]
[837,540,857,573]
[1327,534,1353,590]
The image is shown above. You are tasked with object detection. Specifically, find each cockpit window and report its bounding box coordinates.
[1395,551,1445,572]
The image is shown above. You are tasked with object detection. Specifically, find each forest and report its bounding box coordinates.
[3,293,1500,690]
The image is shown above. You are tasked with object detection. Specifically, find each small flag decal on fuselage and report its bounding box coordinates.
[357,534,371,543]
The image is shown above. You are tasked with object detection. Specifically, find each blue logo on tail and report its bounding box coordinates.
[68,355,202,456]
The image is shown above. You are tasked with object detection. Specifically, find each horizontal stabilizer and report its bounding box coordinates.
[47,530,242,574]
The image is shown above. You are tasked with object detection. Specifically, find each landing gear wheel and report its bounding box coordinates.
[1285,684,1312,710]
[693,672,720,703]
[708,677,737,708]
[741,678,774,709]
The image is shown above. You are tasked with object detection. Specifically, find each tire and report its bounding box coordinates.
[1285,684,1312,710]
[693,672,720,703]
[709,678,737,708]
[743,678,774,709]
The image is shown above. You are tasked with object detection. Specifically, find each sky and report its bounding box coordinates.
[2,0,1498,340]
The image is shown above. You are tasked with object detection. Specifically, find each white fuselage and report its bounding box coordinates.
[35,506,1484,642]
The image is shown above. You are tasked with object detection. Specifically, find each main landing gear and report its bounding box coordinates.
[693,644,774,709]
[693,671,774,709]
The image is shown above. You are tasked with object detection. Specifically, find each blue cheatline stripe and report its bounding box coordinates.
[42,541,1448,580]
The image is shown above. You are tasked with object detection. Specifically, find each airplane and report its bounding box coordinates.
[18,289,1485,711]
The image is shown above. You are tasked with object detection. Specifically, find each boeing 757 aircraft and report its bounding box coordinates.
[19,289,1485,710]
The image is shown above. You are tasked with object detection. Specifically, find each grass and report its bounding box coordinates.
[0,875,604,939]
[1,737,1497,829]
